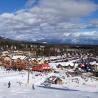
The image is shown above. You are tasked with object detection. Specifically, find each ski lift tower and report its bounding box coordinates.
[26,51,32,84]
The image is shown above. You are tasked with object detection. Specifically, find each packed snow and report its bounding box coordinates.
[0,67,98,98]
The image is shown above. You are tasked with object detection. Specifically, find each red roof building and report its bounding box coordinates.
[32,64,51,71]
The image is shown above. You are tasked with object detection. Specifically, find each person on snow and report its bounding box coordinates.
[32,84,35,90]
[8,81,11,88]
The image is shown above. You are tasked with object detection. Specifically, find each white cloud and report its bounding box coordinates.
[39,0,98,18]
[64,31,98,39]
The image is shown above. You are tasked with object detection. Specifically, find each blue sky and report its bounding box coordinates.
[0,0,40,13]
[0,0,98,44]
[0,0,26,13]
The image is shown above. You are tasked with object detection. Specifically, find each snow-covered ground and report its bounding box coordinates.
[0,67,98,98]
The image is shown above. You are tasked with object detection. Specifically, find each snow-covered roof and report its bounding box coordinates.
[90,61,98,65]
[12,55,26,60]
[49,56,62,60]
[90,61,96,65]
[49,62,74,68]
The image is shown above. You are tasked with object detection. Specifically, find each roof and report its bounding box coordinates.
[12,55,26,60]
[49,62,74,68]
[32,64,51,71]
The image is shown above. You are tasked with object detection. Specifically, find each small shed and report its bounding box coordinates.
[46,76,63,85]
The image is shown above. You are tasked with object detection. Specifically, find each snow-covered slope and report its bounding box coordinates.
[0,67,98,98]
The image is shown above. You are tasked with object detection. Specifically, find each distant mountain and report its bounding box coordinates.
[0,36,98,46]
[28,38,98,45]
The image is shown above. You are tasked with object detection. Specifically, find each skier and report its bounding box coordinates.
[32,83,35,90]
[8,81,11,88]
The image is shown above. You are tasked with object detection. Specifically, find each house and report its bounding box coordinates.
[46,76,63,85]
